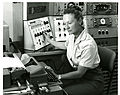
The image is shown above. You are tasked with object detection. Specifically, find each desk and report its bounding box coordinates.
[26,50,66,74]
[3,51,65,95]
[3,60,64,95]
[26,50,65,57]
[3,85,63,95]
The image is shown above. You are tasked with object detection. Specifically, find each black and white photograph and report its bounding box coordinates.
[2,1,118,95]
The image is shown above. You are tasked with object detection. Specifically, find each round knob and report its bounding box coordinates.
[102,30,105,35]
[106,30,109,34]
[58,22,60,25]
[100,18,106,25]
[98,30,101,35]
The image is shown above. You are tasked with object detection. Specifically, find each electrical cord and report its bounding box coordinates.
[62,88,69,95]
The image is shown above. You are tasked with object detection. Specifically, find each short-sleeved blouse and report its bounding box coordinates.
[65,29,100,69]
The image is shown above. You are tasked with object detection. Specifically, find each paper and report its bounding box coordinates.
[1,57,25,68]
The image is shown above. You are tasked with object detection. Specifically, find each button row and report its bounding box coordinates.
[98,30,109,35]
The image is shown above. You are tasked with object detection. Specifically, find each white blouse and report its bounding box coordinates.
[65,29,100,69]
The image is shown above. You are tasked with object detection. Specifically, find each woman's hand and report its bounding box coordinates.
[45,65,53,72]
[43,33,51,43]
[45,66,61,79]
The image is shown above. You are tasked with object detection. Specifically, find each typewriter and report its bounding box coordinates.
[23,57,62,86]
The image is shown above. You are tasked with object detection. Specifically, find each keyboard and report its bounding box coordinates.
[45,68,63,86]
[45,68,59,82]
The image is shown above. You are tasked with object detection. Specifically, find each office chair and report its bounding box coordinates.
[98,46,116,95]
[60,46,116,95]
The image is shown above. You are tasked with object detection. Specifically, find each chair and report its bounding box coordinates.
[98,46,116,95]
[61,46,116,95]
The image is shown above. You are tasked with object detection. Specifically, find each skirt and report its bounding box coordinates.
[59,54,104,95]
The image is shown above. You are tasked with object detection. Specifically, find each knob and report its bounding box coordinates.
[44,21,49,25]
[58,22,60,25]
[59,28,61,31]
[63,28,66,31]
[37,33,40,36]
[64,33,66,36]
[106,30,109,34]
[50,36,53,39]
[98,30,101,35]
[102,30,105,35]
[47,29,51,32]
[34,34,37,37]
[59,34,61,37]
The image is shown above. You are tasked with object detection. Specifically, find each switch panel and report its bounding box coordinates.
[24,17,53,50]
[52,16,69,41]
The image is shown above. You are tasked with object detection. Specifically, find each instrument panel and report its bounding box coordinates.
[85,2,118,15]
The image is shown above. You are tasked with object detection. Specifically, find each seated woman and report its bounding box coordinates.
[43,5,104,95]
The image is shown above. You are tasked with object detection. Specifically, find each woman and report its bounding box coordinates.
[43,5,104,95]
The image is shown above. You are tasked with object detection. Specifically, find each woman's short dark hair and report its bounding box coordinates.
[64,5,83,21]
[64,5,84,29]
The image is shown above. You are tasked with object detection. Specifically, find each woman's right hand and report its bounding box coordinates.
[43,32,51,42]
[45,65,54,72]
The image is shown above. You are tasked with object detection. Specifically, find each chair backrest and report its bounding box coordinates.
[98,46,116,72]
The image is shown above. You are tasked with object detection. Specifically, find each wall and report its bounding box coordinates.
[3,2,13,40]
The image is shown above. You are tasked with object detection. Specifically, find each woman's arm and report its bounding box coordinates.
[48,39,67,50]
[58,65,88,79]
[59,45,98,79]
[43,33,67,50]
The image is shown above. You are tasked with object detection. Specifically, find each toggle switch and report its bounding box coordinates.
[59,34,61,37]
[64,33,66,36]
[58,22,60,25]
[59,28,61,31]
[34,34,37,37]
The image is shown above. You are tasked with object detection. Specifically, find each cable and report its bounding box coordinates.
[62,88,69,95]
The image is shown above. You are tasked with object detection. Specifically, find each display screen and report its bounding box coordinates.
[93,17,112,27]
[94,4,111,13]
[95,4,110,11]
[29,6,46,14]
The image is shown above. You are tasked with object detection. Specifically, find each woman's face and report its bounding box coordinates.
[63,13,81,35]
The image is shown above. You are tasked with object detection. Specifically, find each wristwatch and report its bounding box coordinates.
[58,75,62,80]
